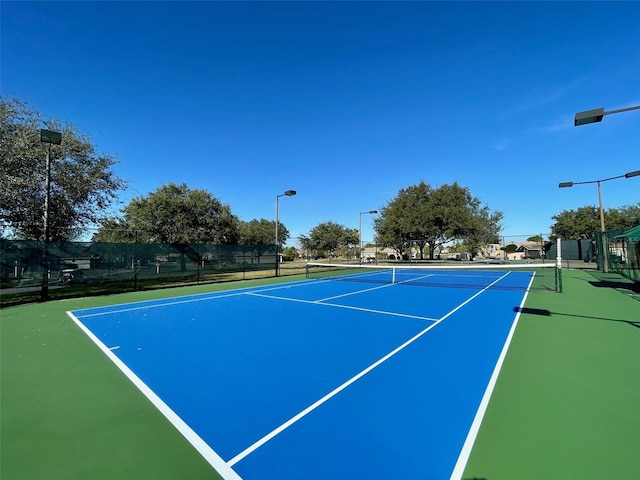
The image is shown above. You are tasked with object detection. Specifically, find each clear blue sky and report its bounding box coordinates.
[2,1,639,244]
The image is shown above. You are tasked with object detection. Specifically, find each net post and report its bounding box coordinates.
[391,266,396,284]
[556,238,563,293]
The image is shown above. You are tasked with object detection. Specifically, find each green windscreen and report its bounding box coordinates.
[1,240,277,304]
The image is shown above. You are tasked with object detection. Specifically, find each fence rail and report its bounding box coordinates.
[596,229,640,283]
[1,240,278,306]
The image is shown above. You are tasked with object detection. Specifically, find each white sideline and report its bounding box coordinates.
[66,311,243,480]
[448,273,535,479]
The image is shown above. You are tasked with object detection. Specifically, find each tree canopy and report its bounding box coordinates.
[373,181,502,259]
[1,97,126,240]
[300,221,358,259]
[13,96,639,254]
[550,204,640,240]
[459,204,503,259]
[238,218,290,263]
[92,183,240,244]
[238,218,290,247]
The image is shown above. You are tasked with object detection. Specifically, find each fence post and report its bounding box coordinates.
[556,238,563,293]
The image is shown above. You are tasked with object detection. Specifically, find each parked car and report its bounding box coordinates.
[58,265,83,285]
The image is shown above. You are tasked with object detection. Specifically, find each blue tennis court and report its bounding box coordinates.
[68,268,538,479]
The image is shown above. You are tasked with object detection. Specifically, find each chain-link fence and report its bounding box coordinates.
[290,234,560,263]
[5,230,634,306]
[1,240,279,306]
[596,228,640,282]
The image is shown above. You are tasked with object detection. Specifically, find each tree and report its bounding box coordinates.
[550,203,640,240]
[374,181,502,260]
[1,97,126,240]
[239,218,290,247]
[92,183,240,244]
[306,221,358,259]
[91,217,138,243]
[460,205,503,260]
[238,218,289,265]
[505,243,518,253]
[281,246,298,260]
[341,227,359,258]
[607,204,640,230]
[298,234,314,259]
[374,181,429,259]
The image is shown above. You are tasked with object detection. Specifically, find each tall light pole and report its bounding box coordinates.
[572,103,639,272]
[40,129,62,301]
[559,170,640,273]
[574,105,640,126]
[359,210,377,263]
[275,189,296,276]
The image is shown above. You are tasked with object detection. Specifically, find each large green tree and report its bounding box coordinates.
[238,218,290,264]
[459,201,503,260]
[1,97,126,240]
[374,182,428,258]
[305,221,358,259]
[550,204,640,240]
[374,181,503,260]
[92,183,240,244]
[238,218,290,247]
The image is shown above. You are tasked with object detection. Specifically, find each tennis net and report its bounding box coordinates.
[305,262,560,292]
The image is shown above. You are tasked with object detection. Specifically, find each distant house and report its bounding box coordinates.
[479,243,503,258]
[506,251,525,261]
[495,240,547,261]
[517,245,543,259]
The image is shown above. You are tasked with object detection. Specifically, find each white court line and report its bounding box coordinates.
[66,311,242,480]
[395,273,436,285]
[73,279,326,319]
[245,291,439,322]
[316,282,395,302]
[228,271,511,467]
[69,285,260,317]
[448,273,534,480]
[74,291,249,318]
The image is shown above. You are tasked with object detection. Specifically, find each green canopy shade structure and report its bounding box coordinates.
[620,225,640,242]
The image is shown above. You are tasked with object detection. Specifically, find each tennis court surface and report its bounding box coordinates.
[67,264,546,479]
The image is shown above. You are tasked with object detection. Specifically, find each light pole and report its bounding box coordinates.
[359,210,377,263]
[559,170,640,273]
[40,129,62,301]
[574,104,640,126]
[275,190,296,276]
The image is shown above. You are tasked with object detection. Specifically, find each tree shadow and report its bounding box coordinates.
[576,270,640,295]
[514,307,640,329]
[588,280,640,294]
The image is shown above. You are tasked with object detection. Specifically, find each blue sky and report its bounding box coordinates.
[2,1,639,244]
